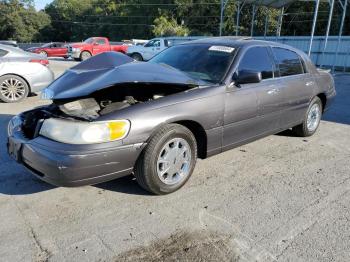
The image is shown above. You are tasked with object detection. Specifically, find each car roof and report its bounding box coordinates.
[0,43,41,58]
[0,43,23,53]
[180,36,304,54]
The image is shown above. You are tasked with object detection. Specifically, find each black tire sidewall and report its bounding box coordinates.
[0,75,29,103]
[142,125,197,194]
[131,53,143,61]
[80,51,91,61]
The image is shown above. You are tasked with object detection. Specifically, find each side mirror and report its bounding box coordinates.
[234,70,262,85]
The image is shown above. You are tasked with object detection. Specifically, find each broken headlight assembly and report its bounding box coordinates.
[39,118,130,144]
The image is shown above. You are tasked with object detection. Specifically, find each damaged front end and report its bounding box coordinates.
[18,52,204,142]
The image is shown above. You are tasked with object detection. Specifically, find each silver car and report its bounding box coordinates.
[0,44,54,103]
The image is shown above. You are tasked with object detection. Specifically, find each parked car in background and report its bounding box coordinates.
[123,39,149,46]
[0,44,54,103]
[0,40,18,48]
[27,42,68,58]
[67,37,128,61]
[7,38,335,194]
[126,36,204,61]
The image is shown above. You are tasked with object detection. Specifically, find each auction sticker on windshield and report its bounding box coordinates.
[208,46,235,53]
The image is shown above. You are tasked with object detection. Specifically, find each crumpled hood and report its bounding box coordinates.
[42,52,208,100]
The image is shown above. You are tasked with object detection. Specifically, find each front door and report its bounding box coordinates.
[223,46,283,149]
[143,39,161,60]
[93,39,107,55]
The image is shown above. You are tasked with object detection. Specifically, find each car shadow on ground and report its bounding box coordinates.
[94,175,152,196]
[0,113,56,195]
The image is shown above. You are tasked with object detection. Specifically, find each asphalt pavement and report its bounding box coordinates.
[0,59,349,262]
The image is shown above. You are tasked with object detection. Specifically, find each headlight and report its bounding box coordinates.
[7,116,22,136]
[72,47,80,52]
[39,118,130,144]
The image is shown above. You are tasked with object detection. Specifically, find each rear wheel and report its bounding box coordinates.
[80,51,91,61]
[131,53,143,61]
[292,97,322,137]
[135,124,197,195]
[0,75,29,103]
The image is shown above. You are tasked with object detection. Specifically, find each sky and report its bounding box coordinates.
[34,0,53,10]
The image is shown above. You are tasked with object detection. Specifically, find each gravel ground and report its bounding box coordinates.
[0,59,349,262]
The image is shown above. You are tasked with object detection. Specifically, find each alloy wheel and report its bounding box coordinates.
[307,103,321,132]
[156,138,192,185]
[0,78,26,101]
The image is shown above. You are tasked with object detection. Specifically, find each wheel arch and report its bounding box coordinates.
[316,93,327,112]
[145,119,208,160]
[174,120,207,159]
[80,50,92,56]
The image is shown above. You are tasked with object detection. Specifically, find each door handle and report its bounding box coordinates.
[267,88,278,95]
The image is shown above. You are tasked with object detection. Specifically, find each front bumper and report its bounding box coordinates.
[7,120,145,187]
[68,49,81,59]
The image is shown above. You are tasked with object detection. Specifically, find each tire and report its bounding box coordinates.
[135,124,197,195]
[131,53,143,61]
[0,75,29,103]
[80,51,91,61]
[73,58,80,62]
[292,96,322,137]
[39,51,47,57]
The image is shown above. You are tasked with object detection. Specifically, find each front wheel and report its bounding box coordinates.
[292,97,322,137]
[131,53,143,61]
[135,124,197,195]
[80,51,91,61]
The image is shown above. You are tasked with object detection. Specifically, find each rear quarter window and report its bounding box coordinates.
[272,47,304,77]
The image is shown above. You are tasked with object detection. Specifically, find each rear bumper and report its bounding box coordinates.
[29,66,54,92]
[7,125,145,187]
[324,88,336,112]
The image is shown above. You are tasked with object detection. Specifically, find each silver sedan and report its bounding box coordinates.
[0,44,54,103]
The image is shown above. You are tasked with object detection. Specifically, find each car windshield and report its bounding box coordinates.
[83,38,94,44]
[149,44,236,83]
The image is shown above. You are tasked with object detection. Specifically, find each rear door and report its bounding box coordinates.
[271,47,314,128]
[223,46,282,149]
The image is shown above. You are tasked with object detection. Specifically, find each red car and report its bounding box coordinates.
[27,42,68,58]
[67,37,128,61]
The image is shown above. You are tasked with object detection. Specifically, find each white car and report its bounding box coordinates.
[0,44,54,103]
[126,37,204,61]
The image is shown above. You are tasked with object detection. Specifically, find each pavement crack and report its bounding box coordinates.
[11,197,52,262]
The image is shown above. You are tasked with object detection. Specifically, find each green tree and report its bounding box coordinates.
[152,15,189,36]
[0,0,51,42]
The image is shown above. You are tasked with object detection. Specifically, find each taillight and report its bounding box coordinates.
[29,59,49,66]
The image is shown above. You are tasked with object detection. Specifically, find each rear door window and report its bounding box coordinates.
[272,47,304,77]
[237,46,274,80]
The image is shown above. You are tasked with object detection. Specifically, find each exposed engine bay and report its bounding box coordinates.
[20,83,194,139]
